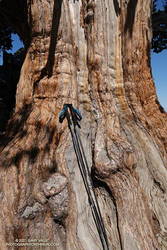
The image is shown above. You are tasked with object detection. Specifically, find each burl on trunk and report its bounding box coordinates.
[0,0,167,249]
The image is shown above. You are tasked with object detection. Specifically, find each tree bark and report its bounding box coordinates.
[0,0,167,249]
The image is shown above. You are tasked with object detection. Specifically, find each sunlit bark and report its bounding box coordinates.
[0,0,167,249]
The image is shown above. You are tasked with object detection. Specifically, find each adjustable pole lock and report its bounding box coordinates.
[59,104,82,128]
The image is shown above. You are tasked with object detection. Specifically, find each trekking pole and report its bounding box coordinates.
[59,104,110,250]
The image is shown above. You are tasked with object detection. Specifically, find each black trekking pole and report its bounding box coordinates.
[59,104,110,250]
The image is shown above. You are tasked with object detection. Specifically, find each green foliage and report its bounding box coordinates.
[164,0,167,12]
[152,0,157,14]
[0,48,25,131]
[152,0,167,53]
[0,26,13,53]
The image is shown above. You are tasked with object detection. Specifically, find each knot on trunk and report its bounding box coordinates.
[84,10,94,24]
[42,173,68,197]
[42,173,69,219]
[48,188,69,220]
[84,0,95,24]
[94,128,137,178]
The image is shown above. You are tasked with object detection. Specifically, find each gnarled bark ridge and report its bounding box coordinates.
[0,0,167,249]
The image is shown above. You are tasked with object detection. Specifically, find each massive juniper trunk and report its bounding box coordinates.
[0,0,167,249]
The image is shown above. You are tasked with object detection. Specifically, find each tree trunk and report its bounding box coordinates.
[0,0,167,249]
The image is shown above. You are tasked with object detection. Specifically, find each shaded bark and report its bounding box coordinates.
[0,0,167,249]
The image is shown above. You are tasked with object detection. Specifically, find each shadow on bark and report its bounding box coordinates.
[0,103,32,149]
[8,125,58,170]
[12,146,40,166]
[33,0,63,87]
[113,0,120,16]
[0,102,61,170]
[47,0,63,77]
[6,103,31,134]
[124,0,138,36]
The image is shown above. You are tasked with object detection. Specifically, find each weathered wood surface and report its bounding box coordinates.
[0,0,167,249]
